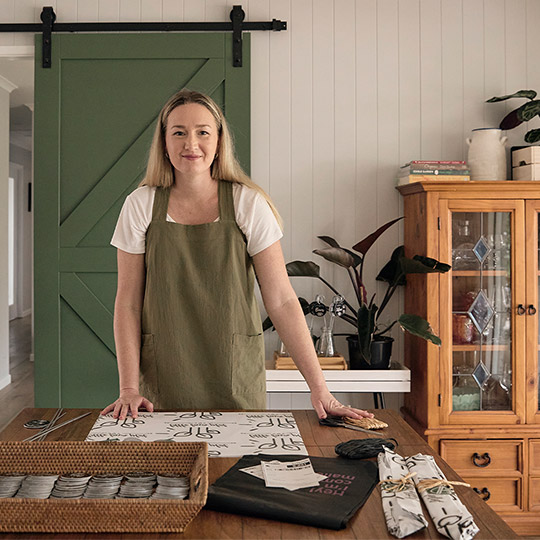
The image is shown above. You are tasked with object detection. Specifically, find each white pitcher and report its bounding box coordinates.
[466,128,508,181]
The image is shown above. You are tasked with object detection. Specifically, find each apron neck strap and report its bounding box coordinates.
[152,186,170,222]
[218,180,236,222]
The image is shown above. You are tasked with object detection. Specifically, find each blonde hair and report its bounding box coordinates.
[140,88,283,229]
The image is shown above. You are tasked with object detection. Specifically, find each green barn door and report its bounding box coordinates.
[34,33,250,407]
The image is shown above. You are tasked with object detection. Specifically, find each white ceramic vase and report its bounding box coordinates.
[466,128,508,181]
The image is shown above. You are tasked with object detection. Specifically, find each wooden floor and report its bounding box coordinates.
[0,315,33,433]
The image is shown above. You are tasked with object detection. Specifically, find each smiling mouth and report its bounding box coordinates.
[182,155,201,160]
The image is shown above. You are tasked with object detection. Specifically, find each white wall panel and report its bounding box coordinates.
[163,0,183,21]
[505,0,528,148]
[420,0,442,159]
[77,0,99,22]
[98,0,119,22]
[289,0,313,304]
[463,1,485,142]
[3,0,540,412]
[120,0,141,22]
[441,0,464,160]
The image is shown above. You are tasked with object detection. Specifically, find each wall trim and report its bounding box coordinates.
[0,46,34,58]
[0,374,12,391]
[0,74,17,93]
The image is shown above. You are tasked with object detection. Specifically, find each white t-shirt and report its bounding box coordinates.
[111,183,283,257]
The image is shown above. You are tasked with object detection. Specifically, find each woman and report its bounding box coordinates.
[101,89,372,422]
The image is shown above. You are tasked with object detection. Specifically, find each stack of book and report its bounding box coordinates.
[273,352,347,370]
[397,161,470,185]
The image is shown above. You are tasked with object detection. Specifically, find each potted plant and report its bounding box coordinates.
[486,89,540,143]
[285,218,451,369]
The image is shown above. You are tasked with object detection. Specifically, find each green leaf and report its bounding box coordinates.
[412,255,452,273]
[286,260,320,278]
[313,247,356,269]
[357,304,377,363]
[317,235,341,248]
[500,108,523,130]
[486,90,537,102]
[352,217,403,256]
[376,246,406,285]
[317,236,363,267]
[517,100,540,122]
[398,314,441,346]
[400,256,452,275]
[525,129,540,144]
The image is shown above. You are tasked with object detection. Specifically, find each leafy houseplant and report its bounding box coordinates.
[286,218,451,366]
[486,90,540,143]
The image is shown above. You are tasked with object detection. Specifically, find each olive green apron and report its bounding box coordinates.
[139,180,266,410]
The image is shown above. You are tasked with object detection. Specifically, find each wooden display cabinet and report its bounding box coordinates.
[398,181,540,536]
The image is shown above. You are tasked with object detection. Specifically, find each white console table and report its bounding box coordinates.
[265,362,410,408]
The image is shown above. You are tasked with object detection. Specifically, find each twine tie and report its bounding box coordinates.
[379,472,416,492]
[417,478,470,493]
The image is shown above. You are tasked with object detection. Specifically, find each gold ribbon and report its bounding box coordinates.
[379,472,417,493]
[417,478,471,493]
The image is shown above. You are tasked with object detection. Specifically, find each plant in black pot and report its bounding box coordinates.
[286,218,451,369]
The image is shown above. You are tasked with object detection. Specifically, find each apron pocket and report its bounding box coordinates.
[231,333,265,395]
[140,333,158,390]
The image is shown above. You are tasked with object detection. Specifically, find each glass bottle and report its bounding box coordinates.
[453,219,477,270]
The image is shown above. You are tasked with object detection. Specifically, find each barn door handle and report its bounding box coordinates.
[517,304,526,315]
[472,452,491,467]
[473,487,491,501]
[528,305,537,315]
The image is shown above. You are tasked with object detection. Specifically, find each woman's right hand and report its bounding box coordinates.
[100,388,154,419]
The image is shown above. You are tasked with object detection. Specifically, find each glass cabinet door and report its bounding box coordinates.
[451,211,512,412]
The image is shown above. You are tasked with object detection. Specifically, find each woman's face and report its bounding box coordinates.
[164,103,220,179]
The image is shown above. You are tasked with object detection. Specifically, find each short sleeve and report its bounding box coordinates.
[233,184,283,257]
[110,186,154,254]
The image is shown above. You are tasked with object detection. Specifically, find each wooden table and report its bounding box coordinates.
[0,408,517,539]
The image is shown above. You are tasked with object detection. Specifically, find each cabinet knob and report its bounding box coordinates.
[473,487,491,501]
[472,452,491,467]
[528,304,537,315]
[517,304,526,315]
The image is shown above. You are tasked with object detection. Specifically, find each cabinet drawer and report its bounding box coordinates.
[464,476,522,512]
[529,440,540,474]
[440,440,523,474]
[530,478,540,511]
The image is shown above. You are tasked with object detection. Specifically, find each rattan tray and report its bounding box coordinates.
[0,440,208,533]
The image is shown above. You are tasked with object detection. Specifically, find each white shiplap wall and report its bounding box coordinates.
[2,0,539,410]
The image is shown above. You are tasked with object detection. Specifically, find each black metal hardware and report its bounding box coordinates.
[27,183,32,212]
[231,5,245,67]
[528,304,537,315]
[517,304,526,315]
[0,6,286,68]
[40,6,55,68]
[472,452,491,467]
[473,487,491,501]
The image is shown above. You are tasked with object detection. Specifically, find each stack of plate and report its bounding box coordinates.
[151,473,189,499]
[83,474,123,499]
[50,473,91,499]
[0,474,26,498]
[15,475,58,499]
[116,472,156,498]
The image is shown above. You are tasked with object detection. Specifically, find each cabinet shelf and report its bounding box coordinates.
[453,344,509,352]
[452,270,509,277]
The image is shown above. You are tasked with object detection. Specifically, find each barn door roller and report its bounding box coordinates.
[0,5,287,68]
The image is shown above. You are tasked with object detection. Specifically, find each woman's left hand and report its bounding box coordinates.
[311,390,374,420]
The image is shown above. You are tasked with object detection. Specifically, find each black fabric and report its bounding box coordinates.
[205,454,378,530]
[335,438,398,459]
